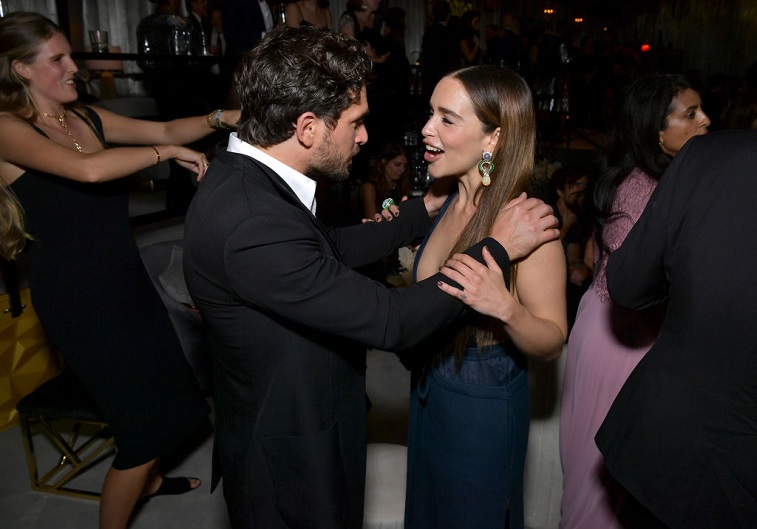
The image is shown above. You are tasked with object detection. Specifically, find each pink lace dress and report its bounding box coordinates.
[559,168,663,529]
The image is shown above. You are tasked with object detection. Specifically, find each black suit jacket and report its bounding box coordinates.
[222,0,266,58]
[597,130,757,528]
[184,146,510,529]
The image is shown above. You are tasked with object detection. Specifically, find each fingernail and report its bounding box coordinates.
[437,281,443,287]
[393,211,399,217]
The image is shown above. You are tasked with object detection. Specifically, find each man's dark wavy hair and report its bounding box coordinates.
[235,26,372,147]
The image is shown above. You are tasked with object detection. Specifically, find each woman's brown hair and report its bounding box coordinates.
[446,65,536,357]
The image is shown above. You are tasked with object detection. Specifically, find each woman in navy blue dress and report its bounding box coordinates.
[405,65,567,528]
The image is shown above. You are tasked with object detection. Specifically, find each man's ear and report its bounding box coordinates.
[294,112,320,148]
[12,60,31,81]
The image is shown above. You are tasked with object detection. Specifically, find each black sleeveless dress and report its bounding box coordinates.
[11,107,209,469]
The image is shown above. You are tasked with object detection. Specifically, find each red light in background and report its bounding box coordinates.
[641,44,651,52]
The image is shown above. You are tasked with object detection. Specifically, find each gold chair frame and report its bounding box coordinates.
[18,411,115,500]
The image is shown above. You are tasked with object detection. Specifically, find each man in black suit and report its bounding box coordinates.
[185,0,210,55]
[597,129,757,528]
[184,26,559,529]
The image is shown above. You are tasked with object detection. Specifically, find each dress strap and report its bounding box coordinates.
[70,106,108,148]
[412,190,458,283]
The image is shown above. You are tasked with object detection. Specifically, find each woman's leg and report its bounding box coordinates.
[99,459,157,529]
[99,458,201,529]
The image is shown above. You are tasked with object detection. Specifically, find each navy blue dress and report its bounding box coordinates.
[404,194,530,529]
[11,107,209,469]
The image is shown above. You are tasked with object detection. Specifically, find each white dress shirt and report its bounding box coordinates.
[227,132,317,214]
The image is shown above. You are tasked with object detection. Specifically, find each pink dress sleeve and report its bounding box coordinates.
[593,168,658,301]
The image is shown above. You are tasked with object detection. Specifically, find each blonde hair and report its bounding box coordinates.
[446,65,536,357]
[0,184,30,260]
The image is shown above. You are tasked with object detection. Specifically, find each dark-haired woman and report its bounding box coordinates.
[457,9,483,67]
[285,0,332,29]
[338,0,379,39]
[558,74,710,529]
[357,143,411,284]
[0,12,239,529]
[359,142,410,221]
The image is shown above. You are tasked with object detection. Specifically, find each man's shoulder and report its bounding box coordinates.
[693,128,757,153]
[196,152,296,216]
[667,129,757,184]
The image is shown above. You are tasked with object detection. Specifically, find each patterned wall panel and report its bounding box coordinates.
[0,289,62,431]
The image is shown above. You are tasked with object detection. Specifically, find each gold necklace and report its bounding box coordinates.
[40,108,82,152]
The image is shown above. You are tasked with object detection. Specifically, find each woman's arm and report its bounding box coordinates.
[94,107,239,146]
[459,38,480,65]
[566,240,590,286]
[438,240,567,359]
[285,3,302,27]
[0,114,209,184]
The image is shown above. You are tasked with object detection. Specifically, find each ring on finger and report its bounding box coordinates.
[382,198,396,211]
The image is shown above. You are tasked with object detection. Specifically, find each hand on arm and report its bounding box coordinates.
[436,246,511,321]
[373,198,401,222]
[151,145,210,180]
[438,242,567,360]
[490,192,559,261]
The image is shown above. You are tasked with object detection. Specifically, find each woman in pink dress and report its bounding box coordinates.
[559,74,710,529]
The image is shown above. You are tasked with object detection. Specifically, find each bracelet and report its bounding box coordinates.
[207,109,231,130]
[149,145,160,165]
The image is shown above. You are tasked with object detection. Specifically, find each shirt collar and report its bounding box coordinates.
[227,132,317,214]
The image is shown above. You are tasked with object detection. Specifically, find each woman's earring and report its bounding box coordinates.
[478,151,494,187]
